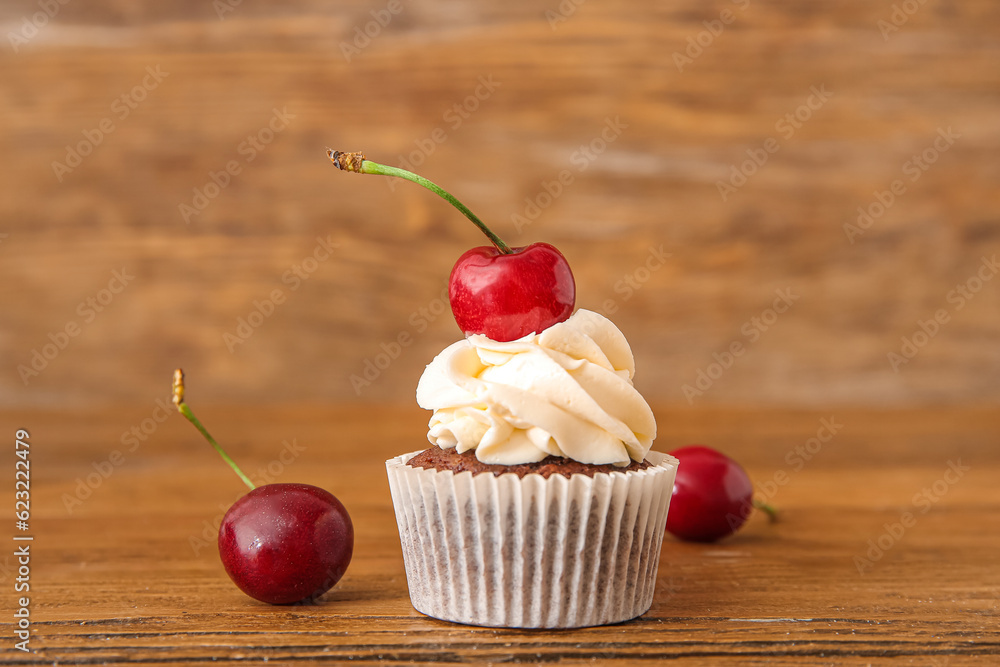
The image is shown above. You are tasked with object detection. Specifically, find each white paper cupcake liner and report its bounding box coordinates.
[385,450,678,628]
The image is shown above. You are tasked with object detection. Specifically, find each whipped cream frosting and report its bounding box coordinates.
[416,309,656,466]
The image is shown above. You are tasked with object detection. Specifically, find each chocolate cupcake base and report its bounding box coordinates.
[385,449,678,628]
[406,446,652,478]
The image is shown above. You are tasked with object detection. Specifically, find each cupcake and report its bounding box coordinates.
[386,309,677,628]
[326,149,677,627]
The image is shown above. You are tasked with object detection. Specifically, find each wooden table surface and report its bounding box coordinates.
[3,404,998,664]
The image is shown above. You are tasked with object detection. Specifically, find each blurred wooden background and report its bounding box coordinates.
[1,0,998,409]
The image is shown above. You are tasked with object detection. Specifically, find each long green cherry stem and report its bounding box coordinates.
[753,498,778,523]
[327,150,513,254]
[172,368,256,491]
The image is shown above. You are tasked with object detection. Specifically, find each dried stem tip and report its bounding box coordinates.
[172,368,185,407]
[327,149,365,173]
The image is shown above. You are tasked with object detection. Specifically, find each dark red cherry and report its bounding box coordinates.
[218,483,354,604]
[666,445,755,543]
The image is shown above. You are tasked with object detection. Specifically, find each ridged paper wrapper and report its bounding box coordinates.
[385,449,678,628]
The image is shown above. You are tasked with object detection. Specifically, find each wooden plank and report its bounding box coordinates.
[2,2,1000,407]
[2,406,998,663]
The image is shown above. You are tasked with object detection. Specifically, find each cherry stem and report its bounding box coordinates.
[327,150,513,254]
[172,369,256,491]
[752,498,778,523]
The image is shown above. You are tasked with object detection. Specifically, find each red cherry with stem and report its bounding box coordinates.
[328,150,576,341]
[665,445,776,543]
[449,243,574,341]
[172,369,354,604]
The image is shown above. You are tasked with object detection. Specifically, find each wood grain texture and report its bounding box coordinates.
[1,1,999,408]
[1,405,999,664]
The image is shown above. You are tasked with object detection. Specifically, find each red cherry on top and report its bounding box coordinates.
[665,445,755,543]
[448,242,576,342]
[325,152,576,341]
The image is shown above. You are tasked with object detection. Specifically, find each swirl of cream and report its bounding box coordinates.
[415,309,656,466]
